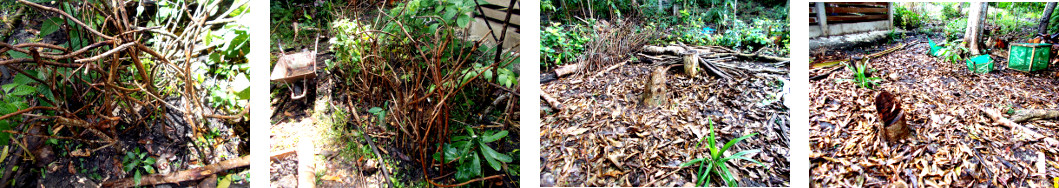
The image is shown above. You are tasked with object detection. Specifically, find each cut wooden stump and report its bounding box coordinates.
[1010,109,1059,123]
[101,155,250,188]
[683,50,699,77]
[641,65,674,107]
[874,91,911,143]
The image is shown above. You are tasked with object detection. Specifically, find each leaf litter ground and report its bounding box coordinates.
[540,60,790,187]
[810,39,1059,187]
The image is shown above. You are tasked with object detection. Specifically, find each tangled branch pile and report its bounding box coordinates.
[321,0,520,186]
[0,0,249,186]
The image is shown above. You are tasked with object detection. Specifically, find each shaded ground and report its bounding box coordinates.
[540,60,790,186]
[809,39,1059,186]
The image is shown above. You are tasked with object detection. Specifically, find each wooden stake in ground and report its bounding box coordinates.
[102,155,250,188]
[642,65,673,107]
[298,138,315,188]
[683,50,699,77]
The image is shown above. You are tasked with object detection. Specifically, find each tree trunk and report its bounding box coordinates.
[1039,3,1057,34]
[965,3,987,55]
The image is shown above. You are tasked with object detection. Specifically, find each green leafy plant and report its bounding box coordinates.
[368,102,389,127]
[122,147,157,185]
[329,18,371,73]
[936,40,968,64]
[680,118,762,187]
[843,61,882,90]
[434,127,512,182]
[541,22,592,68]
[894,5,924,29]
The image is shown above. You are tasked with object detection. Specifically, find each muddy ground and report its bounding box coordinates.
[809,36,1059,186]
[540,59,791,186]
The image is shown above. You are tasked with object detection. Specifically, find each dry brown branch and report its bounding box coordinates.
[101,155,250,188]
[73,42,137,62]
[593,60,627,78]
[979,106,1057,146]
[541,91,565,111]
[270,149,296,161]
[1010,109,1059,123]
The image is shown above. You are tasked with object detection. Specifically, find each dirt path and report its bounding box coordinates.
[809,40,1059,187]
[270,64,393,188]
[540,61,790,186]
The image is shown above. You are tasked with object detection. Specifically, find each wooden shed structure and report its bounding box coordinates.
[809,2,894,37]
[468,0,520,50]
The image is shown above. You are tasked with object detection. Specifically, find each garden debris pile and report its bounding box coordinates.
[540,59,790,186]
[810,41,1059,187]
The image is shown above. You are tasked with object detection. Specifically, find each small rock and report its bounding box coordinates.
[540,172,556,187]
[361,159,378,175]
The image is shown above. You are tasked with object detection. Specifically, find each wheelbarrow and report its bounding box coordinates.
[270,35,319,100]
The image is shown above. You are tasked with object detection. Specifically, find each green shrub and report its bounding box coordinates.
[941,3,963,20]
[541,23,592,68]
[894,6,924,29]
[328,18,370,73]
[943,19,967,41]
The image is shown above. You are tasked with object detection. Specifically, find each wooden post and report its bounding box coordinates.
[816,2,829,36]
[683,50,699,77]
[887,3,895,29]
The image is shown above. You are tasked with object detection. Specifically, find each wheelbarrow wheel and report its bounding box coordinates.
[291,80,308,100]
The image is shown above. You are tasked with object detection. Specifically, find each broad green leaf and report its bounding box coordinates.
[0,121,9,147]
[40,17,64,36]
[11,85,36,96]
[457,14,471,27]
[442,144,459,161]
[443,10,458,20]
[6,51,28,60]
[143,165,155,174]
[2,83,15,94]
[125,160,138,172]
[480,130,507,143]
[367,107,383,114]
[134,170,142,185]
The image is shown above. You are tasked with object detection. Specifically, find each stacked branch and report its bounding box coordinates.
[552,19,650,78]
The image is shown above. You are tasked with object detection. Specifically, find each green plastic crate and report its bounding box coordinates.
[966,55,992,73]
[1008,43,1051,72]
